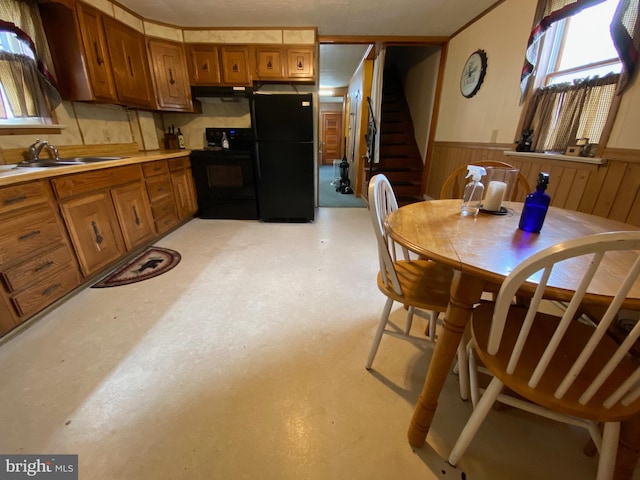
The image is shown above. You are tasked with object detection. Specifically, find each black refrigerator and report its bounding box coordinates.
[252,93,315,222]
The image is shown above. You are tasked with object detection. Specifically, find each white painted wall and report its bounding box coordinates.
[435,0,537,144]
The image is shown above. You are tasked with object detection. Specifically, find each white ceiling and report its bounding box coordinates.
[117,0,499,88]
[319,44,370,89]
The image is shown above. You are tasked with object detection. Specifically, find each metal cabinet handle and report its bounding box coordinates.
[133,205,141,225]
[42,283,61,296]
[91,220,104,245]
[93,41,103,65]
[4,195,27,205]
[127,55,134,76]
[168,68,175,85]
[19,230,40,241]
[34,261,54,273]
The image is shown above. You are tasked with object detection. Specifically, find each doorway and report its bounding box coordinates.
[320,111,343,165]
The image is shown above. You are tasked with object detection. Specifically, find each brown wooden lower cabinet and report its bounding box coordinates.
[143,156,197,228]
[142,160,179,233]
[59,191,126,277]
[0,180,81,336]
[168,157,196,215]
[111,182,156,250]
[0,157,198,338]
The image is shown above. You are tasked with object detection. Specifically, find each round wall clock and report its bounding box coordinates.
[460,49,488,98]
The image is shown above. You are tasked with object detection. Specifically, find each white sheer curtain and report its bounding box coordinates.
[0,0,60,119]
[369,47,385,164]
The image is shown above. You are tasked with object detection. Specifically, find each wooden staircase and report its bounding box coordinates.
[367,67,424,205]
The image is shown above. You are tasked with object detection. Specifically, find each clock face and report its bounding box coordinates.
[460,50,487,98]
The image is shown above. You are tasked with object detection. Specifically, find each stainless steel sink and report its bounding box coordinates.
[59,156,129,163]
[15,156,128,168]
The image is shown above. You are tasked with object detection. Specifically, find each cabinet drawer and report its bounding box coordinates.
[52,165,142,200]
[2,244,75,293]
[151,196,178,219]
[0,208,64,262]
[0,181,49,215]
[146,175,174,203]
[155,212,179,233]
[142,160,169,177]
[168,157,190,171]
[12,266,80,318]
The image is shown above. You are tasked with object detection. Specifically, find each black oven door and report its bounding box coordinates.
[190,150,258,219]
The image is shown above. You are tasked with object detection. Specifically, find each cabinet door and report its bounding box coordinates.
[256,47,284,79]
[103,16,155,108]
[286,47,315,80]
[111,182,156,251]
[60,192,125,277]
[220,47,252,85]
[76,3,117,102]
[171,169,198,220]
[148,39,193,111]
[188,45,221,85]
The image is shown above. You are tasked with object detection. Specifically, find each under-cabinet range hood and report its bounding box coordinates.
[191,85,253,98]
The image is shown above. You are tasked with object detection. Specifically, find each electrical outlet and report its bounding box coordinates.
[490,129,498,143]
[102,129,111,142]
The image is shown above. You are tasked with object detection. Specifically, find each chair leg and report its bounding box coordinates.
[366,298,394,370]
[428,310,438,339]
[467,341,480,409]
[405,306,414,335]
[448,376,504,466]
[457,339,469,401]
[596,422,620,480]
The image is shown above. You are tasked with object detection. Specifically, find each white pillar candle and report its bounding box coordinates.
[484,181,507,211]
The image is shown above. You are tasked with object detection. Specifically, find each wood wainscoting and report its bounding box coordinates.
[426,141,640,227]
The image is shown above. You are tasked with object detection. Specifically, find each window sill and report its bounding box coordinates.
[0,124,66,136]
[504,150,606,165]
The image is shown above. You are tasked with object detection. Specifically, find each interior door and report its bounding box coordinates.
[321,112,343,165]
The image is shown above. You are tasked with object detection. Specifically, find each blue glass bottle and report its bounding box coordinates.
[518,172,550,233]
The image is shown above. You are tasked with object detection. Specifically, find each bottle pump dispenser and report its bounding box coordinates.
[461,165,486,216]
[518,172,551,233]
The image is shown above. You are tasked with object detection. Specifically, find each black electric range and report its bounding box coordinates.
[190,128,258,219]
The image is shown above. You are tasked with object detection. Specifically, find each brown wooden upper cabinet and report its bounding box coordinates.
[102,16,156,109]
[40,0,164,110]
[256,47,284,79]
[255,46,315,81]
[147,39,193,112]
[220,46,252,85]
[188,44,222,85]
[188,44,315,86]
[40,0,118,103]
[286,47,314,80]
[187,45,252,86]
[75,2,118,102]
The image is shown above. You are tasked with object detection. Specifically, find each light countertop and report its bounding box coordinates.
[0,150,191,187]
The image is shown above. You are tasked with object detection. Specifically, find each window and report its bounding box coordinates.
[519,0,639,155]
[0,29,40,123]
[0,0,61,125]
[544,0,622,85]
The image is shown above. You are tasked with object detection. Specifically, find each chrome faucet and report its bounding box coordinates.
[28,139,60,162]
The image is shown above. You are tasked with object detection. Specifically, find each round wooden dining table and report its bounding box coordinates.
[384,199,640,478]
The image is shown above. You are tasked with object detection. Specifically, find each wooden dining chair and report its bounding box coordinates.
[439,160,531,201]
[366,174,454,370]
[449,231,640,480]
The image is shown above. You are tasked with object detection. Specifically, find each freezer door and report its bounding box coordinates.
[256,141,314,222]
[252,94,313,143]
